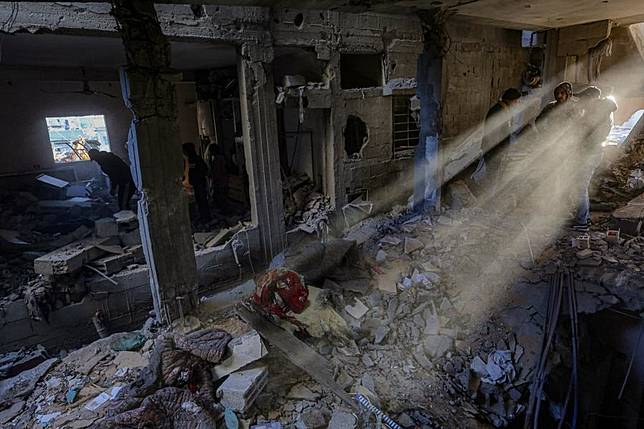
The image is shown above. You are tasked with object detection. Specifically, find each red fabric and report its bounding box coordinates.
[252,269,309,324]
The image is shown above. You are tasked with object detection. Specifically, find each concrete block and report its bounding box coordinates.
[34,237,110,275]
[126,244,145,263]
[216,366,268,413]
[96,253,134,274]
[119,229,141,246]
[95,218,118,238]
[213,330,268,379]
[0,299,29,324]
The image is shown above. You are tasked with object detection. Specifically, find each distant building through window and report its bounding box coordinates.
[46,115,110,163]
[392,95,419,155]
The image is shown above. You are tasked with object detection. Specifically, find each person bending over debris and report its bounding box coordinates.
[182,142,211,223]
[88,149,136,211]
[573,86,618,229]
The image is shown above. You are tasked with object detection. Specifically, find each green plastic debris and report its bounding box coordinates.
[111,333,146,352]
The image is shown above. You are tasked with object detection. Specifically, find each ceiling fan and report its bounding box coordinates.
[40,68,117,99]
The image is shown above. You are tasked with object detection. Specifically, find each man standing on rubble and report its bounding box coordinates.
[573,86,617,229]
[88,149,136,211]
[534,82,581,206]
[475,88,522,189]
[182,142,211,224]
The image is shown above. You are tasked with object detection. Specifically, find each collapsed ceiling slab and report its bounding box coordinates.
[6,0,644,30]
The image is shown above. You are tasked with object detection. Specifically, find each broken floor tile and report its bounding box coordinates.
[345,299,369,320]
[287,384,320,401]
[328,410,357,429]
[213,330,267,380]
[404,237,424,254]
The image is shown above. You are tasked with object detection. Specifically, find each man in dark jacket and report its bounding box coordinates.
[88,149,136,211]
[482,88,522,153]
[182,142,211,223]
[535,81,578,132]
[477,88,522,189]
[573,86,617,229]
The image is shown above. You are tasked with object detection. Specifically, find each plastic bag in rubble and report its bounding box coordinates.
[482,350,516,385]
[111,333,146,352]
[627,169,644,190]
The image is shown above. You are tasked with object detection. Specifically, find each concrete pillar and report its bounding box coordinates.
[413,50,442,213]
[112,0,198,324]
[237,43,286,262]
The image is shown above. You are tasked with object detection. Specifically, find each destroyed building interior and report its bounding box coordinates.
[2,0,644,428]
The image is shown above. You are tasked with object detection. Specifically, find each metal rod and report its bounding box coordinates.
[84,264,118,285]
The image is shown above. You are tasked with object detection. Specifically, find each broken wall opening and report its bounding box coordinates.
[194,66,253,225]
[272,47,333,230]
[344,114,368,160]
[340,53,383,89]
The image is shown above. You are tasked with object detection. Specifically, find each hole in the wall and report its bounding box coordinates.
[347,188,368,203]
[340,54,383,89]
[344,115,368,160]
[273,18,280,24]
[430,1,442,5]
[294,13,304,29]
[189,4,206,18]
[319,12,325,20]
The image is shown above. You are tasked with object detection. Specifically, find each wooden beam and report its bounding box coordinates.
[236,304,359,411]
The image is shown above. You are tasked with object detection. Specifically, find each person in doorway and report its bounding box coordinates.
[475,88,522,189]
[573,86,617,229]
[207,143,229,209]
[88,149,136,211]
[182,142,211,223]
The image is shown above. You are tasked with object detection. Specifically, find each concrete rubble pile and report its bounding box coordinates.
[0,187,109,301]
[0,173,145,320]
[593,134,644,210]
[0,316,273,429]
[20,210,144,323]
[283,174,331,234]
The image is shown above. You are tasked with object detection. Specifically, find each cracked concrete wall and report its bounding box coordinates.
[439,20,528,183]
[0,79,130,176]
[341,91,414,209]
[1,3,423,210]
[0,78,201,177]
[441,20,528,141]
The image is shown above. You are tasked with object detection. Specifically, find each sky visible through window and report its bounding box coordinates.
[46,115,110,163]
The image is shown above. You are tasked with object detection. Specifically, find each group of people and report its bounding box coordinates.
[482,81,617,230]
[88,142,216,226]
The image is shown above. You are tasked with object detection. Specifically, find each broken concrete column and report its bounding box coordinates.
[413,15,443,213]
[237,42,286,262]
[111,0,197,324]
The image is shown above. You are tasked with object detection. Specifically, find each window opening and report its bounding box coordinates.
[392,96,419,154]
[46,115,110,163]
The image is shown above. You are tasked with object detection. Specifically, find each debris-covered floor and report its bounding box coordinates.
[2,134,643,429]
